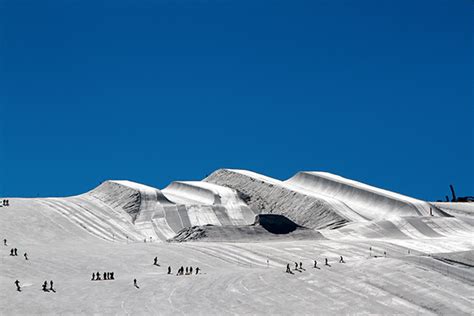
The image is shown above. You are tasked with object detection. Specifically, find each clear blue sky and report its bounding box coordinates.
[0,0,472,200]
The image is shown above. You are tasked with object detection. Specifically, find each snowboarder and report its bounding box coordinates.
[339,256,344,263]
[91,273,95,281]
[167,266,171,275]
[313,260,317,268]
[196,267,200,275]
[133,278,139,288]
[42,281,48,292]
[96,272,101,281]
[286,264,291,273]
[24,253,28,260]
[14,280,21,291]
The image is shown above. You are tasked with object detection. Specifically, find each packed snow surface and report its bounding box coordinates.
[1,169,473,315]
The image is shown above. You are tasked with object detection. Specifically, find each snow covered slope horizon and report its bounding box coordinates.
[1,169,453,242]
[1,170,473,315]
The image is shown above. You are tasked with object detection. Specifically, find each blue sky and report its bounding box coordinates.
[0,0,472,200]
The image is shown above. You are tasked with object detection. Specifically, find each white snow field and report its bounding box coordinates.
[1,169,473,315]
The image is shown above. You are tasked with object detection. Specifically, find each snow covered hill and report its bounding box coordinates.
[0,169,473,315]
[11,169,454,243]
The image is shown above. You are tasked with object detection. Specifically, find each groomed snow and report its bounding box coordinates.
[1,170,472,315]
[1,198,473,315]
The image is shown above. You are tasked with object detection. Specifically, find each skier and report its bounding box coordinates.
[14,248,18,256]
[133,278,139,288]
[167,266,171,275]
[294,262,298,270]
[110,272,114,280]
[50,280,54,292]
[339,256,344,263]
[384,251,387,257]
[103,272,107,280]
[10,249,14,256]
[96,272,101,281]
[153,257,158,265]
[14,280,21,291]
[196,267,200,275]
[313,260,317,268]
[24,253,28,260]
[190,267,193,275]
[42,281,48,292]
[286,263,291,273]
[3,239,6,246]
[325,258,329,266]
[299,262,303,270]
[91,273,95,281]
[185,267,189,275]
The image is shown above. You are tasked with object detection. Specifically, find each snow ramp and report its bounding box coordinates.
[204,169,351,229]
[285,172,445,220]
[35,180,257,242]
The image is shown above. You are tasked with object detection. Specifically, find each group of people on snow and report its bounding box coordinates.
[285,256,345,274]
[42,280,55,292]
[92,271,115,281]
[175,266,200,276]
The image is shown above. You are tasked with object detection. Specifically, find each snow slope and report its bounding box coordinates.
[204,169,446,229]
[1,198,473,315]
[16,170,455,244]
[286,171,445,219]
[204,169,352,229]
[28,179,257,242]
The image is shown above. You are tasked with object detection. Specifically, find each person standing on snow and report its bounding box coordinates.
[14,280,21,291]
